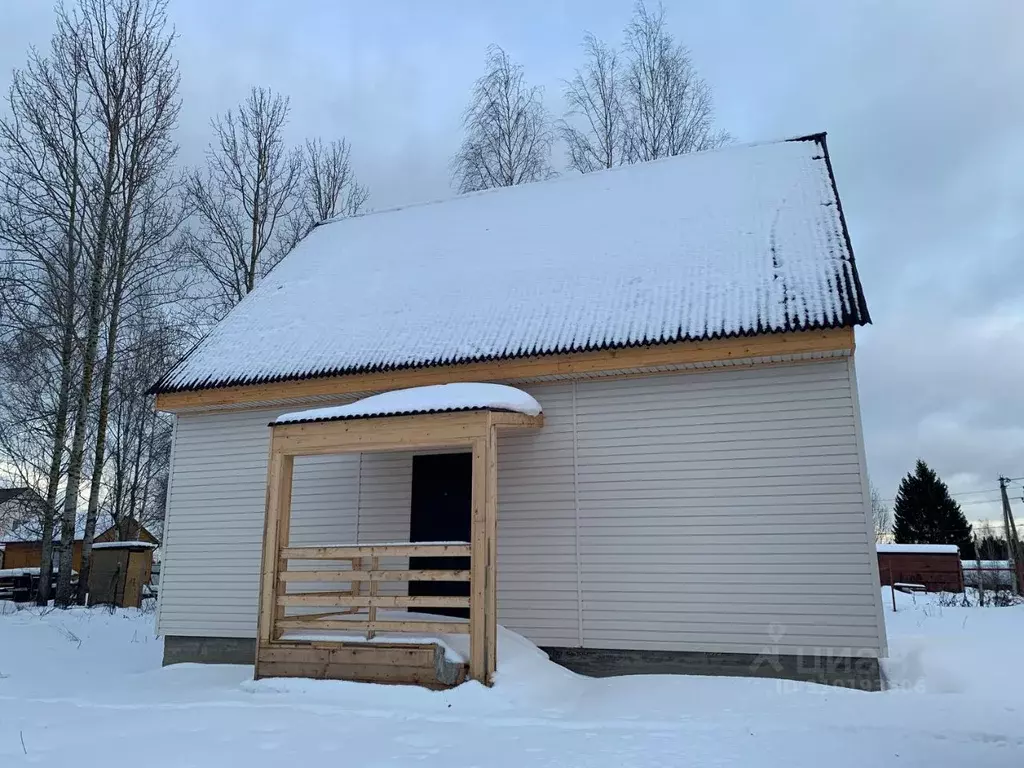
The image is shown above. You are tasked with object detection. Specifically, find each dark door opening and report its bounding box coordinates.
[409,452,471,618]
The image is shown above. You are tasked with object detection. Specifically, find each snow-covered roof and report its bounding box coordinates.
[877,544,960,555]
[156,133,868,394]
[2,516,88,544]
[274,383,541,425]
[91,541,157,550]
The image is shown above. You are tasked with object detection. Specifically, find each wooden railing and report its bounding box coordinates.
[272,543,472,640]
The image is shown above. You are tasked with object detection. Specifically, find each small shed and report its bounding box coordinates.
[877,544,963,592]
[87,542,156,608]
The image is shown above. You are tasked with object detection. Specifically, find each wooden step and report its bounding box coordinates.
[255,640,467,689]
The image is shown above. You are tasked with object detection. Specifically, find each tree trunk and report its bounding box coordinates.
[76,271,123,604]
[54,139,118,607]
[36,316,76,605]
[37,120,81,605]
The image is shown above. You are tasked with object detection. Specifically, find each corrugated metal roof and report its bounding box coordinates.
[156,133,868,394]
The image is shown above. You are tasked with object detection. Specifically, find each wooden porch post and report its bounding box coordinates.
[484,418,498,683]
[469,419,499,685]
[255,444,294,676]
[470,436,487,683]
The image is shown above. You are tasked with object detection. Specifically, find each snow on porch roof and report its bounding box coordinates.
[273,383,542,425]
[155,133,869,394]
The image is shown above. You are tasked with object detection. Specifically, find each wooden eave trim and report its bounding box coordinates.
[156,327,854,412]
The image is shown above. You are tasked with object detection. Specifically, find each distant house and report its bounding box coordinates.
[152,134,887,689]
[0,510,159,572]
[876,543,963,592]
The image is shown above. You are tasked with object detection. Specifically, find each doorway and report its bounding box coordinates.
[409,452,472,618]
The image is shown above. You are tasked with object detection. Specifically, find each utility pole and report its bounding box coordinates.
[998,476,1022,593]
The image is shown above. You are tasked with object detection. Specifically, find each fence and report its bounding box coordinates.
[961,560,1020,590]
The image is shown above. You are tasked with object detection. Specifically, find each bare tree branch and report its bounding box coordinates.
[871,484,893,543]
[560,34,626,173]
[452,45,554,193]
[622,1,730,163]
[184,87,303,317]
[281,137,369,250]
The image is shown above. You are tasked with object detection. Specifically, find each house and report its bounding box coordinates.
[152,134,887,690]
[876,543,963,592]
[0,512,159,572]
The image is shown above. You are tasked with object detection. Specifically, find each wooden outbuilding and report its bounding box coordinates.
[87,541,157,608]
[876,544,963,592]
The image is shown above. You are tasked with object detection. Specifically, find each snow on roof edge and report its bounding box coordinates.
[877,544,960,555]
[274,383,541,426]
[91,541,157,550]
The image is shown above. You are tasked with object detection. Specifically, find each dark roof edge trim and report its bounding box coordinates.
[812,133,871,326]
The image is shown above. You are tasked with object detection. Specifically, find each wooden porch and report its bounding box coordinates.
[255,407,543,687]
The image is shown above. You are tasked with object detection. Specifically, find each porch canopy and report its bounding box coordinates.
[257,383,543,685]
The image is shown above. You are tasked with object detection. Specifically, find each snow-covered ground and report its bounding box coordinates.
[0,592,1021,767]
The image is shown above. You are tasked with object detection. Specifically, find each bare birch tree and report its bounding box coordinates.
[75,1,180,603]
[560,34,626,173]
[184,87,303,316]
[0,5,90,602]
[49,0,182,606]
[1,0,183,605]
[621,2,729,162]
[452,45,554,193]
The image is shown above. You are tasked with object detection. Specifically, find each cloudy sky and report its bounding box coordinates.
[3,1,1023,525]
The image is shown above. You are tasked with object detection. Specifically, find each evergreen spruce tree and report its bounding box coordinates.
[892,460,975,558]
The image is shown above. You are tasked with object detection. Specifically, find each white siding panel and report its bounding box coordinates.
[357,452,412,596]
[158,408,275,638]
[357,453,412,543]
[575,360,885,655]
[497,383,579,646]
[158,407,361,638]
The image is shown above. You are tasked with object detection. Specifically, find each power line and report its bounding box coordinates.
[881,488,1003,505]
[949,487,1006,498]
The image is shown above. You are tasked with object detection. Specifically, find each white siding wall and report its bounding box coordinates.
[158,359,885,655]
[356,452,412,597]
[574,361,885,655]
[496,383,580,646]
[157,408,358,638]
